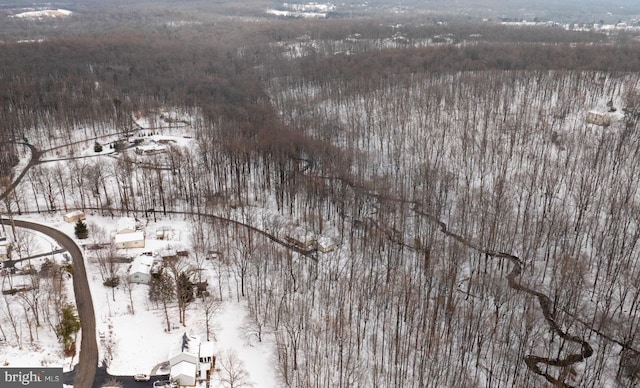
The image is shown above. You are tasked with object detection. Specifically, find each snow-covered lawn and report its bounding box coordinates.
[208,302,276,388]
[86,216,278,386]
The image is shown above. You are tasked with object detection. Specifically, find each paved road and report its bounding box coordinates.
[0,142,41,203]
[1,218,98,388]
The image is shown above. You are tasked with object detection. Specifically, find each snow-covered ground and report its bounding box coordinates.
[267,2,335,18]
[11,9,73,19]
[0,109,278,386]
[1,212,278,386]
[86,216,277,386]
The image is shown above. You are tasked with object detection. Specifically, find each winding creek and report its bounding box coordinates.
[412,205,593,387]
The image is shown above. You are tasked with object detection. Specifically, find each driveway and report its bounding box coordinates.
[63,364,170,388]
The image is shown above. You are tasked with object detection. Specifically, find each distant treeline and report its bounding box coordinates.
[0,17,637,161]
[287,42,640,84]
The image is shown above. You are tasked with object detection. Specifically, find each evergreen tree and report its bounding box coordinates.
[177,272,195,305]
[75,219,89,239]
[56,303,81,356]
[149,272,175,332]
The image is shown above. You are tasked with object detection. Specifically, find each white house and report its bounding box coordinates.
[128,255,154,284]
[171,361,197,387]
[63,210,85,223]
[114,231,145,249]
[169,333,216,386]
[170,333,200,386]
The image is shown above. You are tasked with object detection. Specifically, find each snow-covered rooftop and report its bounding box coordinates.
[64,210,85,218]
[114,231,145,243]
[200,341,215,358]
[129,255,154,275]
[171,332,201,359]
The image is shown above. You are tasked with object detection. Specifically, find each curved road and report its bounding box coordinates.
[1,218,98,388]
[0,142,41,203]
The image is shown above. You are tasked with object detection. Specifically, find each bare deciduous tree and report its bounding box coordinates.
[216,350,253,388]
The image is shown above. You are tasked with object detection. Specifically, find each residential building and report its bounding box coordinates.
[114,231,145,249]
[169,333,216,386]
[128,255,154,284]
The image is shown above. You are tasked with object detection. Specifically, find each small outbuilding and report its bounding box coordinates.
[114,231,145,249]
[63,210,85,223]
[156,226,175,240]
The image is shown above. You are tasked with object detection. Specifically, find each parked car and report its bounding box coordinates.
[134,373,150,382]
[152,380,175,387]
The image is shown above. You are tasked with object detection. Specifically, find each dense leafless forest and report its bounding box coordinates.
[3,2,640,387]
